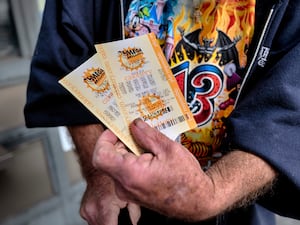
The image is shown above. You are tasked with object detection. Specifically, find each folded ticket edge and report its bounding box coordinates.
[146,33,197,132]
[58,53,143,155]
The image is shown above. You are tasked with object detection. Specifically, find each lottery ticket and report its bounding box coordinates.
[59,53,143,155]
[95,33,197,141]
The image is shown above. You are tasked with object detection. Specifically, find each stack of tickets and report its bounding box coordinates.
[59,33,197,155]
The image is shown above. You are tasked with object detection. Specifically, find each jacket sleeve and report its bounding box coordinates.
[227,1,300,217]
[24,0,124,127]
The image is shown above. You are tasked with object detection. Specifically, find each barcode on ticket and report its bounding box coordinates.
[154,114,190,131]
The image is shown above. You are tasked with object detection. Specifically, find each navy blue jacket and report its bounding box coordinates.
[24,0,300,224]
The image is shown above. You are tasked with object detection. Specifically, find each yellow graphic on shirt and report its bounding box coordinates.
[170,0,255,167]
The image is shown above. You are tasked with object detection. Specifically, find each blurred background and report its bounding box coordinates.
[0,0,85,224]
[0,0,299,225]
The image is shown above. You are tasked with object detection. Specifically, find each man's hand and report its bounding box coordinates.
[80,173,141,225]
[92,119,215,221]
[92,119,277,222]
[80,173,126,225]
[68,125,141,225]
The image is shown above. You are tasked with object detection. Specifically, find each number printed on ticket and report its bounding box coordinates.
[95,33,197,141]
[59,53,143,155]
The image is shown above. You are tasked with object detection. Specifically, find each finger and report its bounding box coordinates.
[129,118,172,157]
[96,129,128,155]
[127,203,141,225]
[93,139,138,181]
[115,141,129,155]
[93,141,124,172]
[96,129,119,146]
[96,211,119,225]
[80,205,98,225]
[93,129,126,170]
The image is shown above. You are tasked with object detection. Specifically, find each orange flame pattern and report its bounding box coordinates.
[173,0,255,67]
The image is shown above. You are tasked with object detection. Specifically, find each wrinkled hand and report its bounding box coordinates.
[92,119,215,221]
[80,175,125,225]
[80,141,141,225]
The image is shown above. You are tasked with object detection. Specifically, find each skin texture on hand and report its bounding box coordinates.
[68,124,141,225]
[92,118,277,222]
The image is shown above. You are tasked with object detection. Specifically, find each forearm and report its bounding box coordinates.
[205,150,277,215]
[152,150,278,221]
[167,150,278,221]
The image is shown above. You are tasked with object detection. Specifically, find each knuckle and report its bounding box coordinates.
[92,150,101,167]
[80,207,88,220]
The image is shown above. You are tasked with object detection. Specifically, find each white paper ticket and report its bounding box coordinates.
[59,53,143,155]
[95,33,197,141]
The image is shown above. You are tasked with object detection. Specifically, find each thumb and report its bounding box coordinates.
[129,118,173,157]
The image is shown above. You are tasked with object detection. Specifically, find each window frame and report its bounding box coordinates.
[0,0,44,87]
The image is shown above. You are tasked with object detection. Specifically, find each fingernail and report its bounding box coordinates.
[133,118,147,129]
